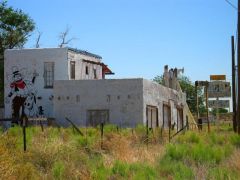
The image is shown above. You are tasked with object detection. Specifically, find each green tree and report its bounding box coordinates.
[211,108,228,116]
[0,1,35,105]
[153,75,206,114]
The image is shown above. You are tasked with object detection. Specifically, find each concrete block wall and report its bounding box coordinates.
[53,79,143,127]
[143,79,187,129]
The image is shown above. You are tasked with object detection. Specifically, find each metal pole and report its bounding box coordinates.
[232,36,237,132]
[237,0,240,134]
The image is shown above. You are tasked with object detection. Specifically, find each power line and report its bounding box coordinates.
[224,0,238,11]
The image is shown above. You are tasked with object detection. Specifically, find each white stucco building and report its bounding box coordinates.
[53,79,187,130]
[4,47,188,129]
[4,47,113,119]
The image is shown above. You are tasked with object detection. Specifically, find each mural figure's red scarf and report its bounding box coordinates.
[10,80,26,89]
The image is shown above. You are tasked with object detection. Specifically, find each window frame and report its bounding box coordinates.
[85,66,89,75]
[70,61,76,79]
[44,62,54,88]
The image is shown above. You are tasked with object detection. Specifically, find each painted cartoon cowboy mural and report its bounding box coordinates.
[5,66,40,121]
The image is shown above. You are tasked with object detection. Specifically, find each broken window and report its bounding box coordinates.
[70,61,75,79]
[177,108,183,130]
[93,68,97,79]
[85,66,89,75]
[87,110,109,127]
[163,104,171,128]
[44,62,54,88]
[146,105,158,129]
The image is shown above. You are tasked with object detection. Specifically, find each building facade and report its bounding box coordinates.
[53,79,187,129]
[4,47,113,119]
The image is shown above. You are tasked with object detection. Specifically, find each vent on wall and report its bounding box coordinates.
[76,95,80,102]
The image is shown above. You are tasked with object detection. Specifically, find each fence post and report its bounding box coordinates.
[146,122,149,148]
[22,117,27,152]
[101,122,104,149]
[40,120,44,132]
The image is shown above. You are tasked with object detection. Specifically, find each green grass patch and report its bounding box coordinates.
[158,156,194,179]
[52,161,65,179]
[207,167,238,180]
[230,134,240,148]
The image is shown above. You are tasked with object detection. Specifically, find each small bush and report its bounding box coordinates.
[52,161,65,179]
[191,143,225,164]
[207,167,238,180]
[135,124,146,135]
[158,157,194,179]
[230,134,240,148]
[129,163,157,180]
[209,132,225,145]
[111,160,130,178]
[165,144,188,161]
[177,131,200,144]
[103,124,118,133]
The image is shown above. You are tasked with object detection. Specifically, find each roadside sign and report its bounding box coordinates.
[207,81,231,98]
[208,100,230,108]
[195,81,208,87]
[210,75,226,81]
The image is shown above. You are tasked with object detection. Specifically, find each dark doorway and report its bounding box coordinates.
[177,108,183,130]
[163,104,171,129]
[87,110,109,127]
[146,105,158,128]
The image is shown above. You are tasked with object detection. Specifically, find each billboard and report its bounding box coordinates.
[210,75,226,81]
[207,81,231,98]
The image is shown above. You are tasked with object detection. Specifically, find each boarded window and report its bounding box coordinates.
[146,105,158,129]
[86,66,89,75]
[70,61,75,79]
[163,104,171,128]
[177,108,183,130]
[44,62,54,88]
[87,110,109,127]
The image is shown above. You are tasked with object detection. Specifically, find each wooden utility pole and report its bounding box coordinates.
[237,0,240,134]
[195,82,199,119]
[232,36,237,132]
[205,83,210,133]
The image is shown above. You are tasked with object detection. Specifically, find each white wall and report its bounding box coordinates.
[68,51,103,80]
[4,48,68,118]
[142,79,187,129]
[53,79,144,127]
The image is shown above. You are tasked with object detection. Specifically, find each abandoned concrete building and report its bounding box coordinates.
[4,47,113,119]
[4,48,190,129]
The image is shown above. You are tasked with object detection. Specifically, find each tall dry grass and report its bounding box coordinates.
[0,124,239,179]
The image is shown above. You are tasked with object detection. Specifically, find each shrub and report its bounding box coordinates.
[207,167,238,179]
[177,131,200,144]
[165,144,189,161]
[91,164,111,180]
[103,124,118,133]
[158,157,194,179]
[230,134,240,148]
[129,163,157,180]
[111,160,130,178]
[208,132,225,145]
[52,161,65,179]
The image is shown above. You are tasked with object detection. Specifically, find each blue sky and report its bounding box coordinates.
[7,0,238,82]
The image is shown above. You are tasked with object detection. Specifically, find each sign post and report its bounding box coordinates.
[208,75,231,130]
